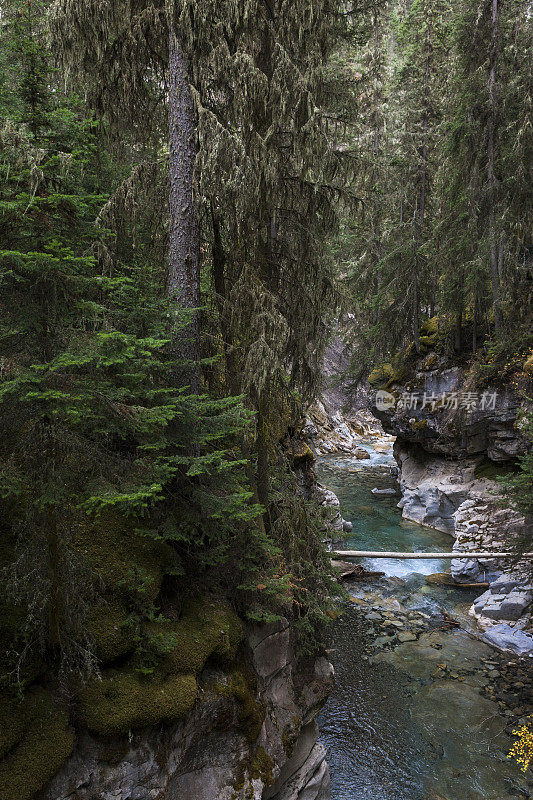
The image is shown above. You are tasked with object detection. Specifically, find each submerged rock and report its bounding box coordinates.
[397,631,417,642]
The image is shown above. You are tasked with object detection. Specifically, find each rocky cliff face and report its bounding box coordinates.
[305,332,384,457]
[370,358,533,654]
[39,621,334,800]
[374,365,527,462]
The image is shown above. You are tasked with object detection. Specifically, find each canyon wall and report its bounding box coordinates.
[38,621,334,800]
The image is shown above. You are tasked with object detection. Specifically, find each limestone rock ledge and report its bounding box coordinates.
[368,355,532,652]
[304,400,384,456]
[389,439,533,653]
[38,620,334,800]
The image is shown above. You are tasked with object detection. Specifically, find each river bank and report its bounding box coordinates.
[316,448,532,800]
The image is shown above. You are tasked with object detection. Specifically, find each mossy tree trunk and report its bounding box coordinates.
[168,23,200,390]
[487,0,503,333]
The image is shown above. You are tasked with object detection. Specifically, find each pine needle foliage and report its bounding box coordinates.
[340,0,531,376]
[48,0,352,646]
[0,3,259,683]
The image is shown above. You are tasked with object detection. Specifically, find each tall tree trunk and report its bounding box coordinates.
[472,293,478,352]
[255,394,271,533]
[46,507,62,652]
[168,25,200,389]
[414,13,431,353]
[454,302,462,353]
[487,0,503,332]
[373,9,383,321]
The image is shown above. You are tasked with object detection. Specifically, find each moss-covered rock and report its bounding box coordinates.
[411,419,428,430]
[422,352,439,370]
[289,441,314,465]
[79,668,197,736]
[145,595,245,675]
[419,317,439,337]
[368,363,395,388]
[0,689,74,800]
[524,353,533,376]
[369,362,409,390]
[214,670,266,744]
[249,745,274,785]
[88,600,137,665]
[72,512,175,600]
[419,334,437,350]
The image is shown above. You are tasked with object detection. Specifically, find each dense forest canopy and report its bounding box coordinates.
[0,0,531,796]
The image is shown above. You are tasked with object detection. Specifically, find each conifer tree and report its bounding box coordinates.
[436,0,532,348]
[0,1,257,681]
[50,0,348,522]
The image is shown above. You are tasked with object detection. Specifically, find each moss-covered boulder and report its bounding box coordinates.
[419,317,439,338]
[368,363,395,388]
[144,595,245,675]
[79,669,197,736]
[88,600,137,665]
[368,362,409,389]
[0,689,74,800]
[72,512,176,600]
[288,441,314,466]
[418,316,453,353]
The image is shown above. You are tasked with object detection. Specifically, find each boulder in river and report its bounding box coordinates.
[482,623,533,657]
[354,448,371,460]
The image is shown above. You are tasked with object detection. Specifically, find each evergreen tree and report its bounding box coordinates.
[436,0,532,352]
[0,2,257,682]
[342,0,531,377]
[49,0,349,525]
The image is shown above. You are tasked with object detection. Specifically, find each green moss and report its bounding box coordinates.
[214,670,266,743]
[249,746,274,785]
[524,353,533,376]
[146,595,245,675]
[290,441,314,464]
[368,363,394,388]
[419,334,437,350]
[423,353,439,370]
[72,512,175,600]
[282,723,297,757]
[411,419,428,430]
[417,316,456,354]
[88,601,136,665]
[0,689,74,800]
[79,668,197,736]
[420,317,439,337]
[369,362,409,389]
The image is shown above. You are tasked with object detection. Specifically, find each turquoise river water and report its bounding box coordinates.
[316,442,530,800]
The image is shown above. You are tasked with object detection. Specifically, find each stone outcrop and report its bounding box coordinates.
[314,482,353,536]
[304,400,382,456]
[38,621,334,800]
[373,365,528,462]
[392,439,533,651]
[305,328,384,456]
[394,443,484,534]
[369,354,532,651]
